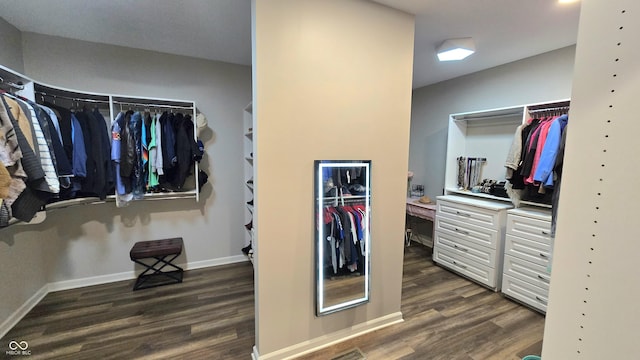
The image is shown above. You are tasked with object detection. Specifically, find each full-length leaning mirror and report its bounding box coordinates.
[315,160,371,316]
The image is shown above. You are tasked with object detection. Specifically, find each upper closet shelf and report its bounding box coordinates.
[445,188,512,203]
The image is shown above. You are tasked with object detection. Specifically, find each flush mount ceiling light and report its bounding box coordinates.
[436,37,476,61]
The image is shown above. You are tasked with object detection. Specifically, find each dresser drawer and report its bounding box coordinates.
[502,254,550,291]
[505,234,551,267]
[436,216,499,249]
[502,274,547,313]
[506,213,551,245]
[433,246,497,289]
[435,230,497,268]
[437,200,502,229]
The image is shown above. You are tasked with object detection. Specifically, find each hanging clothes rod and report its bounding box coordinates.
[0,76,25,91]
[35,91,111,104]
[323,195,369,206]
[112,100,194,111]
[528,106,570,114]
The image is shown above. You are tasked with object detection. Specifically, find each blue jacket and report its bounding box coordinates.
[533,114,568,187]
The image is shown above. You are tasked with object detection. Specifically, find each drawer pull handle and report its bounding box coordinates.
[537,275,549,282]
[453,244,469,252]
[452,260,467,269]
[454,228,470,235]
[541,230,549,235]
[456,211,471,217]
[535,296,548,304]
[539,253,548,258]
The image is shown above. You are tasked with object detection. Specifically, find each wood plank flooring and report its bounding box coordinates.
[298,244,545,360]
[1,262,256,360]
[1,243,544,359]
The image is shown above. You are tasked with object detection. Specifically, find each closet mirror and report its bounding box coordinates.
[315,160,371,316]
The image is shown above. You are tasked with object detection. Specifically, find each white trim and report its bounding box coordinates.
[1,256,250,337]
[183,255,249,270]
[46,255,249,292]
[0,284,48,339]
[253,312,403,360]
[48,270,136,292]
[449,98,571,118]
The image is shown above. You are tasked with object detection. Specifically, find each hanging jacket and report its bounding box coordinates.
[43,101,73,162]
[119,111,135,180]
[1,96,50,223]
[533,115,569,187]
[172,114,198,189]
[161,112,177,173]
[129,111,144,199]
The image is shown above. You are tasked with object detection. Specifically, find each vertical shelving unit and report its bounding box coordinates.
[243,102,254,264]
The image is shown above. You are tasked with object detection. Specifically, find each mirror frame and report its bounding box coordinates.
[315,160,371,316]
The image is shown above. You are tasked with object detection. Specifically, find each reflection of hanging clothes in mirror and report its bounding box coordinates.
[322,204,368,276]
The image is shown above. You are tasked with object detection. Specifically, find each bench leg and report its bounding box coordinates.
[132,253,184,290]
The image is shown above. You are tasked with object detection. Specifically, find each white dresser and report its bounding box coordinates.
[501,207,552,313]
[433,195,513,290]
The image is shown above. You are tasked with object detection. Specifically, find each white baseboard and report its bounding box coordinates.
[0,284,48,339]
[46,255,249,293]
[48,270,136,292]
[1,255,251,337]
[184,255,249,270]
[254,312,404,360]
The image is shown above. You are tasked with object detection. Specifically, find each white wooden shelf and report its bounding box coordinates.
[445,188,511,203]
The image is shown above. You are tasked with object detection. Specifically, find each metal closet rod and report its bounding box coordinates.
[0,76,25,90]
[528,106,570,114]
[112,101,194,111]
[36,91,110,104]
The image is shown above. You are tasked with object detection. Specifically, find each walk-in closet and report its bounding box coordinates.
[1,0,638,359]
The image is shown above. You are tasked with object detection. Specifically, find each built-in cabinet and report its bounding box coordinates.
[434,99,568,308]
[501,207,552,313]
[433,195,511,290]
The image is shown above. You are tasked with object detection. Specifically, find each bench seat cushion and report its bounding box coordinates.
[130,237,183,260]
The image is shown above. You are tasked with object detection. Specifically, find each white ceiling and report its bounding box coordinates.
[375,0,582,88]
[0,0,581,89]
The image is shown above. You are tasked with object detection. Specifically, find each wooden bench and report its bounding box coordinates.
[129,237,184,290]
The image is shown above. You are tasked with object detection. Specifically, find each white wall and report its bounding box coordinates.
[253,0,414,358]
[543,0,640,357]
[0,32,251,330]
[0,16,23,72]
[409,46,576,199]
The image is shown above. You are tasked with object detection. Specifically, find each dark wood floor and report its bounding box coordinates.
[1,243,544,359]
[1,262,256,360]
[298,244,545,360]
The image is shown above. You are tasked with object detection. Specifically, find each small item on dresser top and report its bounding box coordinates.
[410,184,424,197]
[490,181,508,198]
[457,156,466,188]
[414,196,432,204]
[479,179,496,194]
